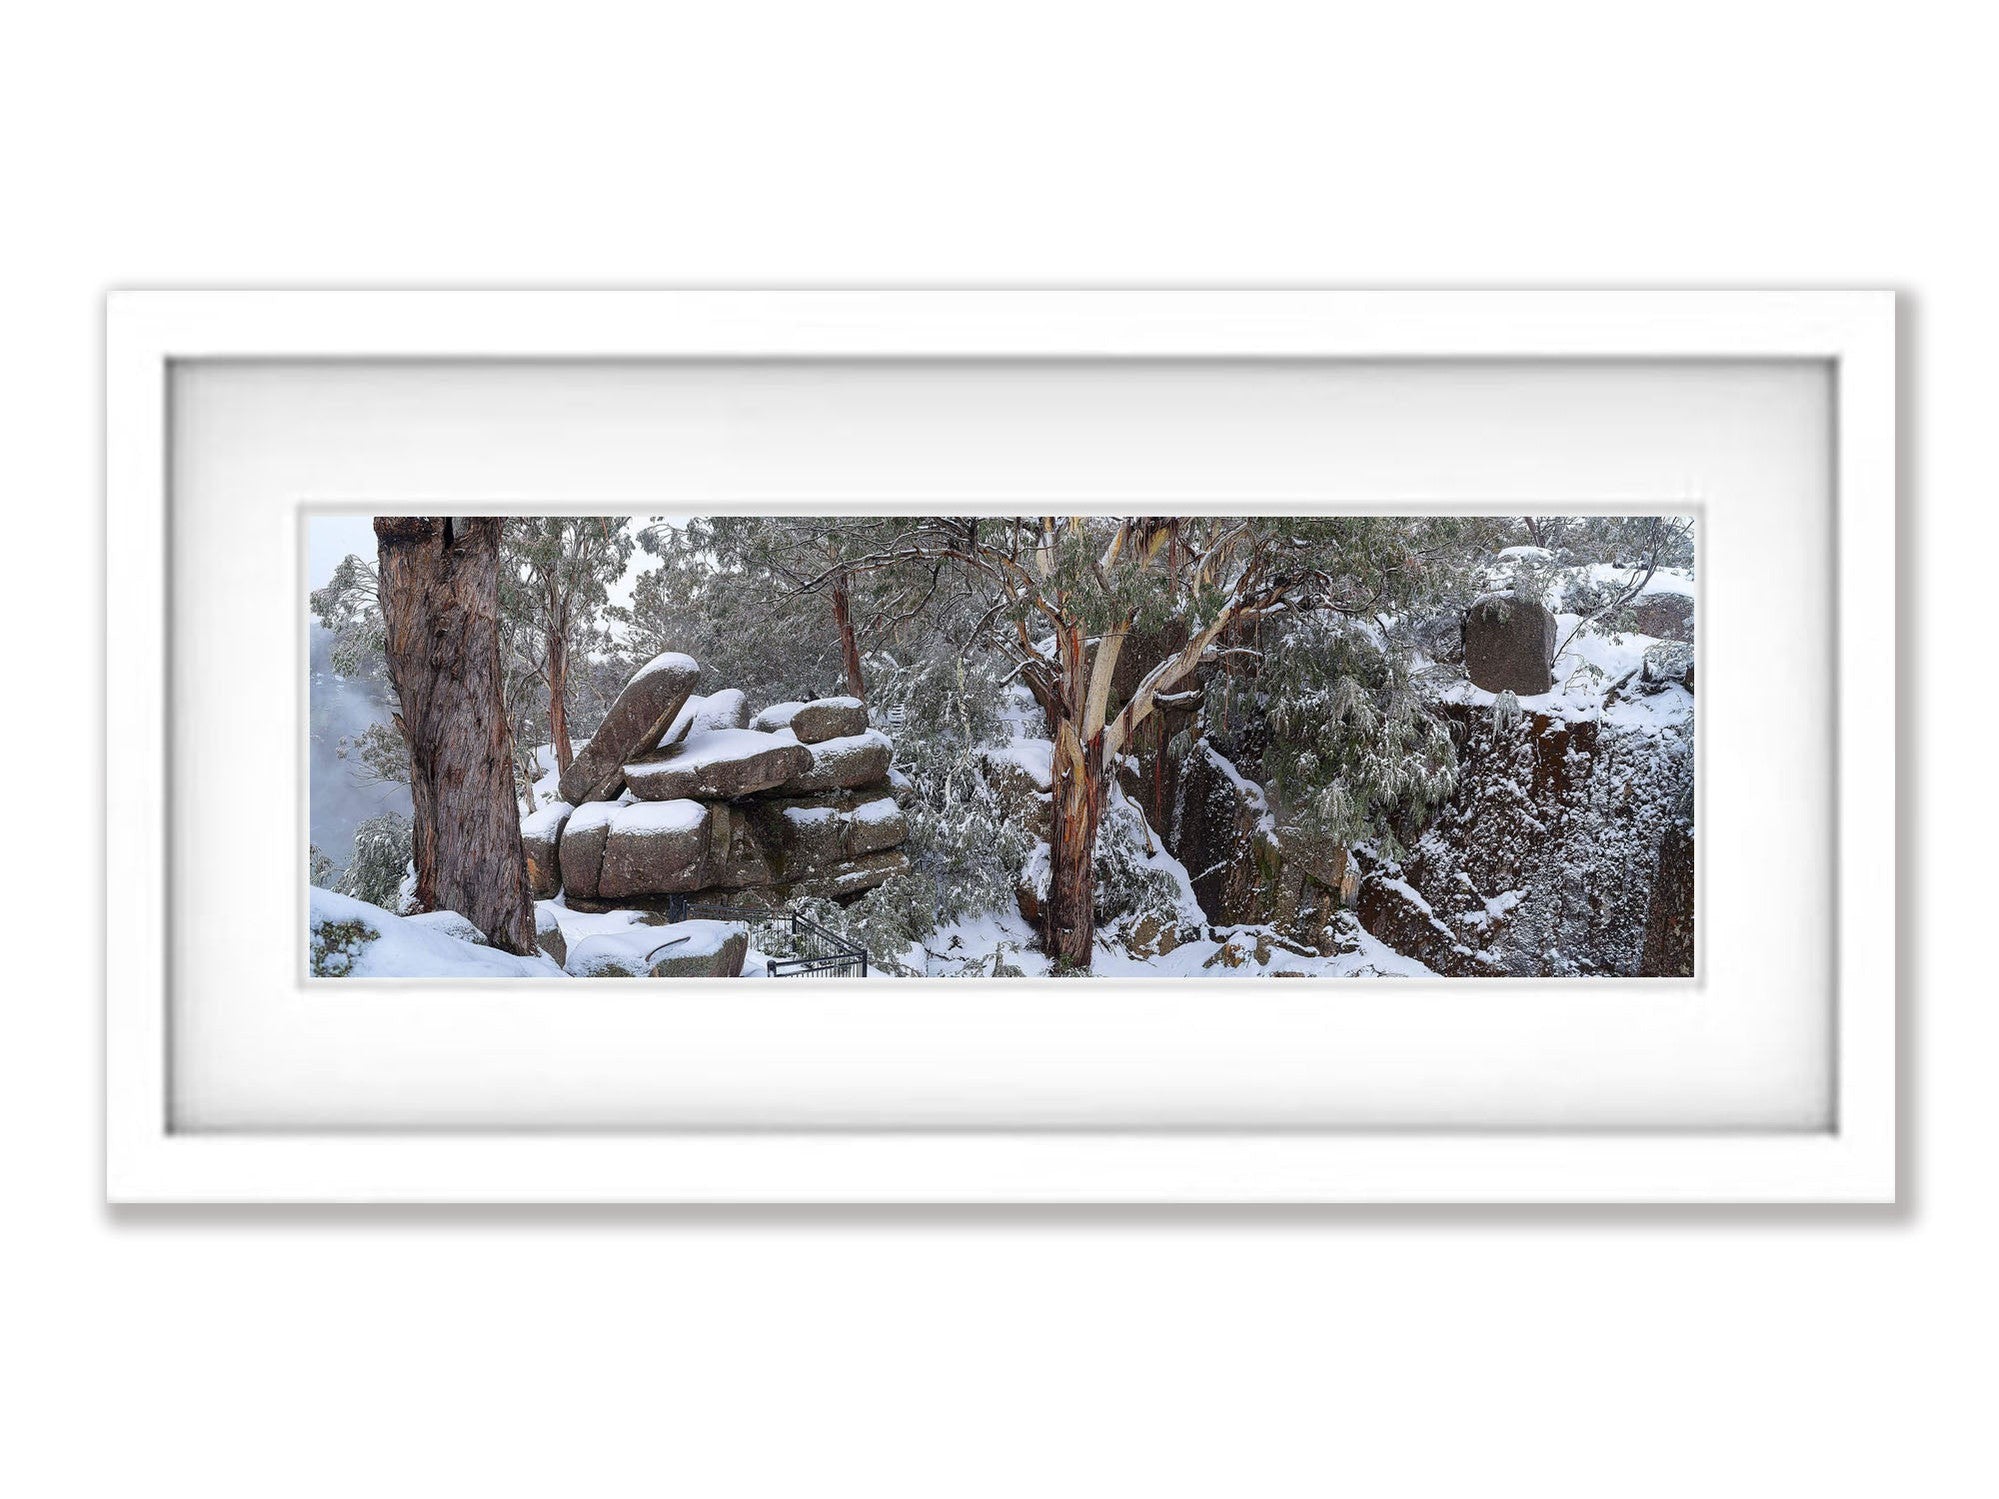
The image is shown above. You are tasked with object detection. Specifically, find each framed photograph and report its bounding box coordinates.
[106,289,1894,1202]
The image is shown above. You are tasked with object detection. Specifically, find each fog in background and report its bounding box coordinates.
[305,515,665,871]
[308,622,409,869]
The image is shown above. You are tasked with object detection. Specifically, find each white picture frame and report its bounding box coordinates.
[107,289,1895,1203]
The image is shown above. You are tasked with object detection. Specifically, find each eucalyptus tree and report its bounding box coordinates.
[626,516,931,703]
[502,517,634,773]
[817,515,1499,969]
[372,516,536,954]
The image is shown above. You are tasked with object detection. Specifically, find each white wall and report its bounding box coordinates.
[5,4,1987,1494]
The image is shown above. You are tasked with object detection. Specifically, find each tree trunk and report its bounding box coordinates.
[1045,717,1104,970]
[374,516,538,955]
[393,707,438,911]
[830,572,866,700]
[547,623,573,773]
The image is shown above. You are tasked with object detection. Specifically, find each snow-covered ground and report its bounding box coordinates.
[309,888,564,978]
[1432,562,1695,732]
[319,550,1686,982]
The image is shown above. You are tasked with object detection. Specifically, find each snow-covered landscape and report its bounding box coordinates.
[309,514,1694,981]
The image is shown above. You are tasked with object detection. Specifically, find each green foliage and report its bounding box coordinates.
[309,916,378,977]
[335,811,413,910]
[498,517,635,740]
[612,533,843,704]
[334,718,412,788]
[309,522,639,809]
[1090,794,1184,930]
[867,651,1033,933]
[307,844,337,889]
[1497,549,1561,608]
[1260,613,1459,861]
[309,553,388,684]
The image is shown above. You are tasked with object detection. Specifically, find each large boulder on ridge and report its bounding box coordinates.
[1640,786,1696,977]
[740,790,911,876]
[777,730,895,794]
[1627,591,1694,644]
[661,688,752,745]
[519,801,573,899]
[565,920,749,979]
[751,697,869,744]
[557,651,700,804]
[1463,593,1556,696]
[560,799,717,901]
[555,800,620,900]
[624,727,812,802]
[559,791,910,905]
[595,799,715,900]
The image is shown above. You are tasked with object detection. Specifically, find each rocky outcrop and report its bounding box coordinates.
[1354,873,1472,974]
[1640,786,1695,976]
[557,651,700,804]
[519,801,572,899]
[533,902,567,966]
[1641,641,1694,690]
[777,730,894,794]
[751,696,869,744]
[1114,714,1355,956]
[595,799,714,899]
[1628,592,1694,644]
[531,659,911,922]
[1358,701,1695,977]
[565,921,749,978]
[556,800,618,898]
[625,728,812,801]
[1464,593,1556,696]
[666,688,752,740]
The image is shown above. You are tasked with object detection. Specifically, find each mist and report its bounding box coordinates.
[308,622,410,871]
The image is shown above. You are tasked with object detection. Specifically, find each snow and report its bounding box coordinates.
[1456,886,1525,932]
[1201,738,1269,813]
[800,730,892,771]
[541,896,651,946]
[329,538,1686,985]
[630,650,699,683]
[403,908,489,945]
[850,796,901,827]
[1434,606,1693,731]
[758,696,864,727]
[983,735,1054,790]
[309,888,563,978]
[1578,562,1695,600]
[520,799,573,839]
[563,799,620,838]
[749,697,859,732]
[525,740,572,808]
[663,688,750,743]
[565,918,744,977]
[641,726,800,772]
[612,798,709,836]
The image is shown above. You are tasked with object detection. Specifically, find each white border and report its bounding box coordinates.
[106,291,1895,1202]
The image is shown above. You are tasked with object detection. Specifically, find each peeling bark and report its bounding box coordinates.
[374,516,537,955]
[1046,718,1104,969]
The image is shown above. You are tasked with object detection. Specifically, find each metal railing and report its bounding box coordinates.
[661,895,869,978]
[664,895,757,925]
[765,912,869,979]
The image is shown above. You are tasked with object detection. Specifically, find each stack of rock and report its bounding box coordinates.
[519,652,912,923]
